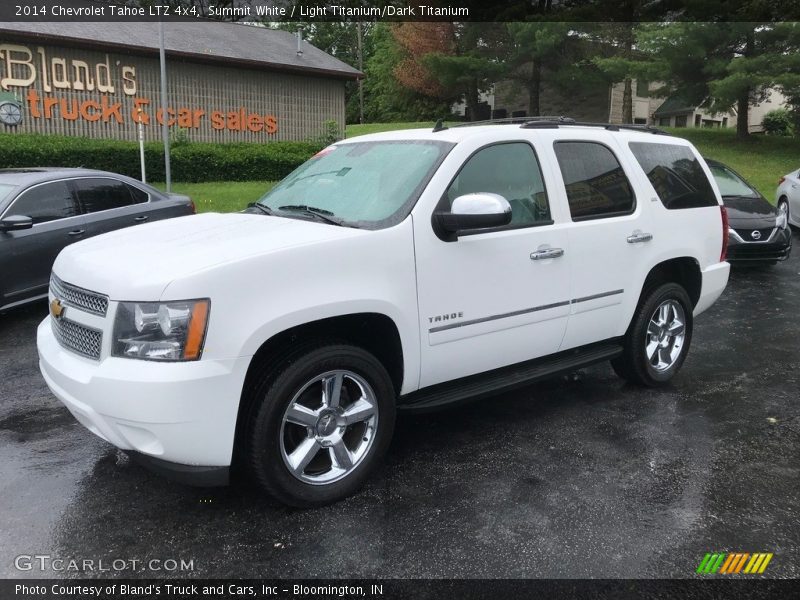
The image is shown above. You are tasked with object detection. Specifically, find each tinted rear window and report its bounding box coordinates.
[629,142,718,209]
[554,141,636,220]
[73,178,135,213]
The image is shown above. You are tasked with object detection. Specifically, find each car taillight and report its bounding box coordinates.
[189,199,197,214]
[779,176,786,185]
[720,205,729,262]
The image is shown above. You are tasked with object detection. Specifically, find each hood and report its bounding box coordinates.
[723,196,778,228]
[53,212,363,300]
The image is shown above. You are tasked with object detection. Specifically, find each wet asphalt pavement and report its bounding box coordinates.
[1,233,798,580]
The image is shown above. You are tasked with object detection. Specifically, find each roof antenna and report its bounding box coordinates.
[432,118,447,132]
[296,29,304,57]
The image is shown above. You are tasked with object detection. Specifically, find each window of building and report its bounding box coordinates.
[6,181,78,224]
[636,79,650,98]
[694,114,702,127]
[553,142,636,220]
[658,117,671,127]
[634,118,647,125]
[445,142,551,229]
[675,115,688,127]
[73,178,135,213]
[628,142,719,210]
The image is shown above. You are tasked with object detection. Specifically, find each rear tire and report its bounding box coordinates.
[611,283,693,387]
[245,344,396,507]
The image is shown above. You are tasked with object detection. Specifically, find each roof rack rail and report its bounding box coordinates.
[431,115,669,135]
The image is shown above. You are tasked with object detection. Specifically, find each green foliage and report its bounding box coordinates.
[361,23,453,123]
[170,127,191,147]
[314,120,342,146]
[762,108,794,136]
[0,133,321,183]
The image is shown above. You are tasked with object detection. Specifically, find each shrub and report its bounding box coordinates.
[762,109,793,136]
[0,133,323,182]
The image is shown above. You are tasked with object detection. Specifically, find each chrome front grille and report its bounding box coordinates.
[50,274,109,316]
[51,316,103,360]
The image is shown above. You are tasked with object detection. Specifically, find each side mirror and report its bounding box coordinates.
[0,215,33,232]
[434,193,512,238]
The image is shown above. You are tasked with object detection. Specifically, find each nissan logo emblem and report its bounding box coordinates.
[751,230,762,240]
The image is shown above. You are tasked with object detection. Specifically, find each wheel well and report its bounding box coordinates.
[232,313,404,465]
[641,258,702,308]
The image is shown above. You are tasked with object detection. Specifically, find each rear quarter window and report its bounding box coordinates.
[629,142,718,209]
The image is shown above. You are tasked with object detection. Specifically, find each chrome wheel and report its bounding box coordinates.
[279,370,378,485]
[645,299,686,372]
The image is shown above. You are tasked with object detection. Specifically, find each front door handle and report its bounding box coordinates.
[134,215,149,222]
[627,231,653,244]
[68,229,85,236]
[530,248,565,260]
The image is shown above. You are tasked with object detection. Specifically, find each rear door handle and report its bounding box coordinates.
[530,248,565,260]
[68,229,85,236]
[627,232,653,244]
[134,215,149,222]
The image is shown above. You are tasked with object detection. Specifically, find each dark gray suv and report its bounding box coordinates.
[0,168,194,312]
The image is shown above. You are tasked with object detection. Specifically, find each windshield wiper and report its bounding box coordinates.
[277,205,345,226]
[250,203,274,215]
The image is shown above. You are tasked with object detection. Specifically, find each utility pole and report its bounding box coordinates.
[158,20,172,192]
[357,21,364,124]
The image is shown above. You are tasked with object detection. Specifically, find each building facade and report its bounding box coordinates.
[0,21,360,143]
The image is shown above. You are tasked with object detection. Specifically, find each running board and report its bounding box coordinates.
[398,341,623,413]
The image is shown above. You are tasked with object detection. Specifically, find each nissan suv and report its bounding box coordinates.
[37,119,730,506]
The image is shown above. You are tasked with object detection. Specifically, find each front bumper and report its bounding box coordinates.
[37,317,250,478]
[726,227,792,262]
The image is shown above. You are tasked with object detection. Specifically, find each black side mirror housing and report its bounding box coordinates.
[0,215,33,232]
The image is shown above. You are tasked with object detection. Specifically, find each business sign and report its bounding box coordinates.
[0,43,278,134]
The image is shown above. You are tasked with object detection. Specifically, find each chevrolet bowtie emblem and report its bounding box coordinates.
[50,298,65,319]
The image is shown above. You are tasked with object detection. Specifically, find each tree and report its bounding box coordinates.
[397,23,504,121]
[631,22,800,138]
[361,23,452,122]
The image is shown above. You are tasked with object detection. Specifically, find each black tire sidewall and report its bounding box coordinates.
[627,283,693,386]
[247,344,396,507]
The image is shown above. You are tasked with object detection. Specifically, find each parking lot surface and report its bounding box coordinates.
[1,233,798,579]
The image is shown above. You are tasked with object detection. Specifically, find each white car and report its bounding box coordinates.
[776,168,800,227]
[38,119,730,506]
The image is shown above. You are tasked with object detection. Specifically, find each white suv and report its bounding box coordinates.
[37,120,730,506]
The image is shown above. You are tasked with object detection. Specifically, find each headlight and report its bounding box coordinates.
[113,299,210,361]
[777,211,788,229]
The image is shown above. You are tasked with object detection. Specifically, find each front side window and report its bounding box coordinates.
[629,142,719,209]
[554,141,635,220]
[257,140,452,228]
[73,178,135,213]
[445,142,551,228]
[6,181,77,224]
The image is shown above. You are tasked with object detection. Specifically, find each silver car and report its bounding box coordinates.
[776,168,800,228]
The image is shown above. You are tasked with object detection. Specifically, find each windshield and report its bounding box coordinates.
[710,165,758,198]
[0,183,15,205]
[257,140,452,228]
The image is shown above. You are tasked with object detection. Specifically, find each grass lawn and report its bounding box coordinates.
[347,121,800,201]
[153,181,275,213]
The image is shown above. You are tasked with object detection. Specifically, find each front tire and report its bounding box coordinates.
[245,344,396,507]
[612,283,693,387]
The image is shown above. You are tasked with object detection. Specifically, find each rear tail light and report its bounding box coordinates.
[189,199,197,214]
[779,176,786,185]
[720,205,729,262]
